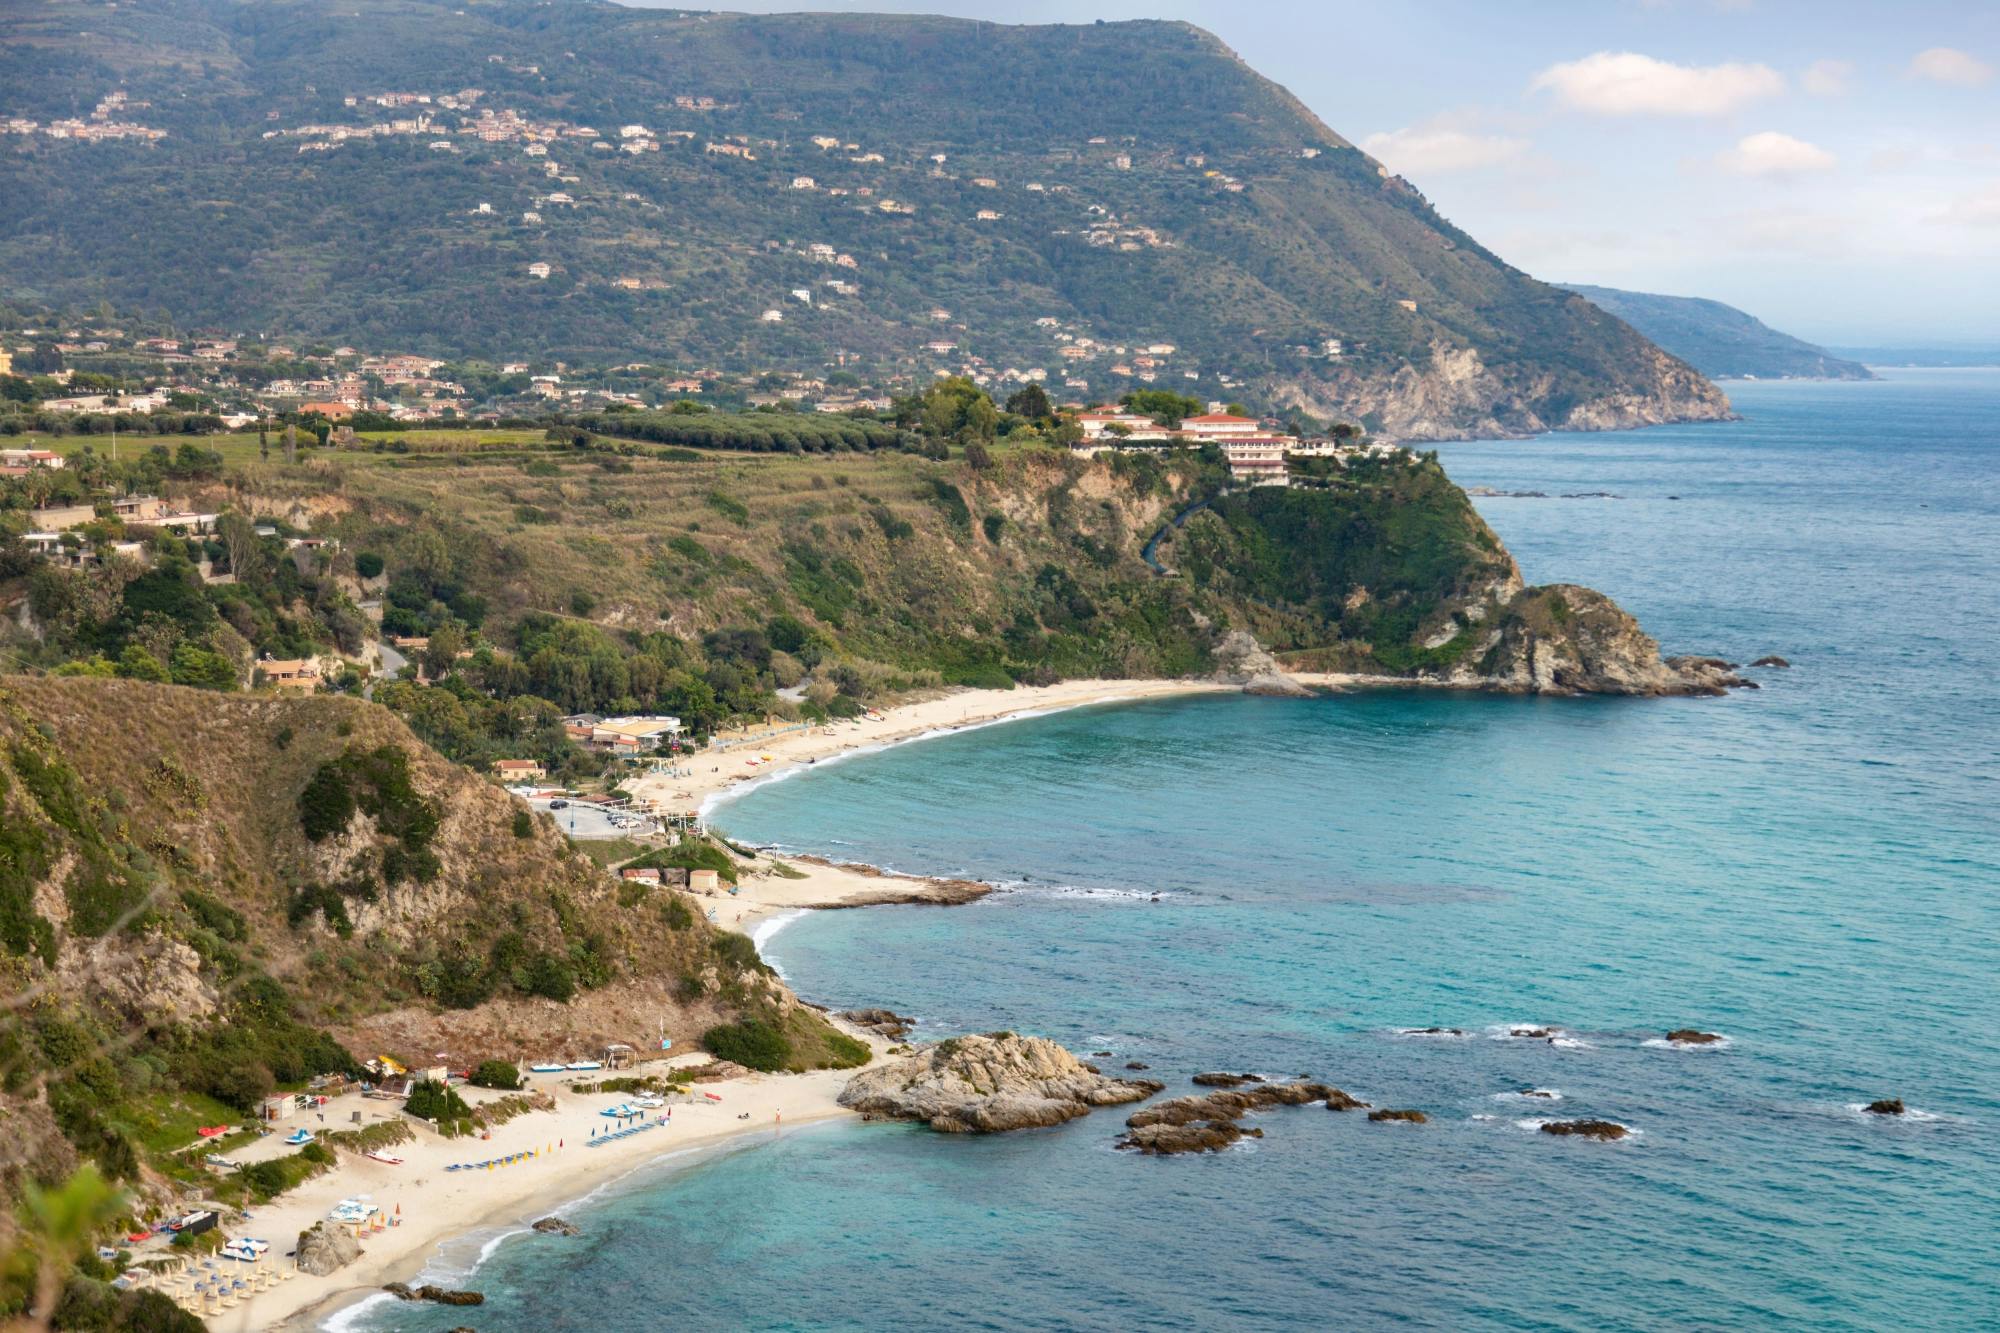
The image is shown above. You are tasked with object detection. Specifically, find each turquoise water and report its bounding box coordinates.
[354,370,2000,1331]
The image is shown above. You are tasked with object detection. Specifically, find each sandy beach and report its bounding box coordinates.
[188,677,1227,1330]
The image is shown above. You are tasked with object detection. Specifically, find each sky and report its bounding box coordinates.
[623,0,1999,344]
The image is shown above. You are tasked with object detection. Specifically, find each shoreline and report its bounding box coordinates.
[245,677,1238,1330]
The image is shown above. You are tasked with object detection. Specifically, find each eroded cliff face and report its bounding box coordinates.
[1276,342,1735,442]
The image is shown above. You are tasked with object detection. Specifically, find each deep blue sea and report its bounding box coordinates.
[350,369,2000,1331]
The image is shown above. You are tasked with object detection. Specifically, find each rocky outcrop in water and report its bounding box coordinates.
[1115,1081,1361,1154]
[531,1217,581,1236]
[1752,656,1791,668]
[1864,1099,1906,1116]
[1368,1108,1427,1124]
[838,1009,915,1041]
[1541,1120,1630,1141]
[385,1284,485,1306]
[1191,1072,1266,1088]
[1666,1029,1724,1046]
[295,1222,361,1276]
[1437,585,1752,697]
[1120,1120,1263,1155]
[840,1033,1162,1133]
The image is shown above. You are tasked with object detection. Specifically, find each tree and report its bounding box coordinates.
[1121,389,1202,426]
[12,1165,128,1333]
[963,439,993,470]
[1004,383,1053,422]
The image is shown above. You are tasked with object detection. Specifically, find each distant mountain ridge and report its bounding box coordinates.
[0,0,1731,439]
[1563,285,1873,382]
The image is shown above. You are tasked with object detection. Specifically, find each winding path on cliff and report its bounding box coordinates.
[1141,494,1217,576]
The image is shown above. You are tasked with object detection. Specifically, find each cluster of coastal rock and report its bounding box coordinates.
[838,1033,1682,1154]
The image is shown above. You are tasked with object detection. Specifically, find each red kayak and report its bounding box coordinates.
[195,1126,230,1138]
[702,1092,722,1103]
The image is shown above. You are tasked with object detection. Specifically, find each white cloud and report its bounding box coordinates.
[1717,131,1838,177]
[1909,47,1993,87]
[1529,51,1785,116]
[1801,59,1853,97]
[1360,125,1529,175]
[1934,182,2000,226]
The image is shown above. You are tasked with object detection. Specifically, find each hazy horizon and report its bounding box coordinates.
[620,1,1998,346]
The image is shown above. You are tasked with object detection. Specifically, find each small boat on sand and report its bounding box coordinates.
[566,1060,602,1071]
[365,1150,405,1165]
[283,1129,314,1146]
[529,1062,565,1073]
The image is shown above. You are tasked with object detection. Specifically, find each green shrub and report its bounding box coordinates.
[469,1059,523,1090]
[404,1079,471,1124]
[180,889,246,942]
[512,809,534,839]
[701,1019,791,1072]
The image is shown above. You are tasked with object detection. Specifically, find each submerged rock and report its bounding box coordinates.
[840,1033,1163,1133]
[1509,1027,1558,1039]
[531,1216,581,1236]
[1191,1072,1266,1088]
[1864,1099,1906,1116]
[1541,1119,1630,1141]
[296,1222,361,1276]
[1405,1026,1466,1037]
[1124,1061,1151,1071]
[1517,1089,1558,1099]
[1666,1029,1724,1045]
[1367,1109,1428,1124]
[1751,655,1791,668]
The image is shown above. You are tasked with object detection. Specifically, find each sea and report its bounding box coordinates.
[344,368,2000,1331]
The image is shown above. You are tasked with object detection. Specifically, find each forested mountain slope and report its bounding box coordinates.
[0,0,1729,438]
[1564,285,1873,381]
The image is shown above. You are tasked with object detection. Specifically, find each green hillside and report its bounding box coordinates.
[1564,285,1873,381]
[0,0,1728,438]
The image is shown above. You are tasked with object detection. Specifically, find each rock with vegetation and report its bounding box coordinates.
[840,1033,1163,1133]
[1210,631,1309,697]
[296,1222,362,1277]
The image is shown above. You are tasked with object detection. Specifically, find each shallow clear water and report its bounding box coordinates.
[353,370,2000,1331]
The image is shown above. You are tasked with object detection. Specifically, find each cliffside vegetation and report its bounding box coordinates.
[0,677,861,1255]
